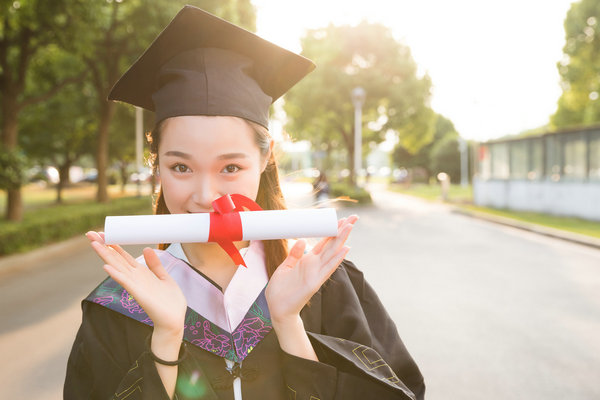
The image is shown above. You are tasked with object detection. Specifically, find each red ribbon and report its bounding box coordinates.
[208,194,263,267]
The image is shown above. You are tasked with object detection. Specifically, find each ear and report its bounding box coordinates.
[261,140,274,173]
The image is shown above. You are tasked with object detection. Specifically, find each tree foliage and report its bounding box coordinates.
[1,0,257,218]
[0,0,87,219]
[392,114,459,182]
[553,0,600,127]
[0,148,27,190]
[284,22,433,181]
[430,135,461,183]
[19,52,95,202]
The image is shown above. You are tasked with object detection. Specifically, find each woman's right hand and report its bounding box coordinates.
[86,231,187,335]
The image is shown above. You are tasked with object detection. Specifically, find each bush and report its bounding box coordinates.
[0,148,28,190]
[0,196,152,256]
[330,182,372,205]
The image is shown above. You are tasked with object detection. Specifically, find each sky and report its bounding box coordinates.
[253,0,577,142]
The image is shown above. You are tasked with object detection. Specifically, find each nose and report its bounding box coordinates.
[191,174,221,211]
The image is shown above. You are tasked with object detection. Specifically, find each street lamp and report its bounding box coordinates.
[459,137,468,187]
[351,87,366,186]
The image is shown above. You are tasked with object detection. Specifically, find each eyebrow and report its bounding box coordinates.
[162,151,249,160]
[217,153,249,160]
[163,150,192,159]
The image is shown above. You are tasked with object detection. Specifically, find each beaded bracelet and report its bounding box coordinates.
[145,334,187,366]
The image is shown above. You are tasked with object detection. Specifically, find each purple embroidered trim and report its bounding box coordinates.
[86,277,272,362]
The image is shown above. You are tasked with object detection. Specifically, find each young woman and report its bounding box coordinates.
[64,6,425,400]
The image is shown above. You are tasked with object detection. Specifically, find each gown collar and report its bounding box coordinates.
[85,240,273,362]
[163,241,269,332]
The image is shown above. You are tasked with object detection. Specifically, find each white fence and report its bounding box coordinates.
[473,178,600,221]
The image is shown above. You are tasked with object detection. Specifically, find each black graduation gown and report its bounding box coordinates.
[64,260,425,399]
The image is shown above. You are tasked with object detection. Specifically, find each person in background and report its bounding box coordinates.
[313,170,330,204]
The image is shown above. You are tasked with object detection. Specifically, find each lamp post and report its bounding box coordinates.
[351,87,366,186]
[459,137,468,187]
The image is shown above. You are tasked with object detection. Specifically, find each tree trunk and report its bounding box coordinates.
[6,189,23,221]
[56,161,71,204]
[96,101,116,203]
[1,100,23,221]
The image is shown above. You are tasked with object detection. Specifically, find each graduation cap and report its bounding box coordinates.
[108,5,315,128]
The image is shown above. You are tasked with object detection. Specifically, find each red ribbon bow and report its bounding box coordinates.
[208,194,263,267]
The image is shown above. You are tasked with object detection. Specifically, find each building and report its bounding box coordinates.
[474,125,600,221]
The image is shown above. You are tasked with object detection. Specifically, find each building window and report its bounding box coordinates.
[589,136,600,180]
[479,145,491,180]
[510,140,528,179]
[529,139,544,180]
[545,135,561,181]
[562,133,587,180]
[491,142,509,179]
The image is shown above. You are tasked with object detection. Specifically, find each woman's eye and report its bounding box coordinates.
[172,163,190,173]
[222,164,241,174]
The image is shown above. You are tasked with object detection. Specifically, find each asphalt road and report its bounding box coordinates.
[0,183,599,399]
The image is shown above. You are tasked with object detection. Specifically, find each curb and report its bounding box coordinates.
[452,207,600,250]
[0,234,91,278]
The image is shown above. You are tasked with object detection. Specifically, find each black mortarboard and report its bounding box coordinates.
[108,5,315,128]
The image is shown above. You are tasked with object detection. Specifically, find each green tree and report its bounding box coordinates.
[0,148,27,192]
[430,135,461,183]
[552,0,600,128]
[392,114,459,182]
[19,49,95,203]
[284,21,433,185]
[0,0,86,220]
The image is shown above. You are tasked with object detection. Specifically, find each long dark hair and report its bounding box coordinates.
[147,118,288,277]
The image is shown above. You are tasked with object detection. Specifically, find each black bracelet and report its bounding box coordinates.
[146,334,187,366]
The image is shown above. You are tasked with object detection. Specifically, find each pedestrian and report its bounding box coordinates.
[312,170,330,204]
[64,6,424,400]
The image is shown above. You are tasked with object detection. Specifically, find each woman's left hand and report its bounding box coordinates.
[265,215,358,326]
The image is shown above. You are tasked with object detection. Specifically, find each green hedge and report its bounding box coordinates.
[0,196,153,256]
[330,182,373,205]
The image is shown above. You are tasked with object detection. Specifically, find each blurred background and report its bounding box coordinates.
[1,0,599,399]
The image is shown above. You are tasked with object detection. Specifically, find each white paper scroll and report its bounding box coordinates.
[104,208,338,245]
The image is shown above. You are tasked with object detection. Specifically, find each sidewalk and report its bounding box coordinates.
[0,234,91,278]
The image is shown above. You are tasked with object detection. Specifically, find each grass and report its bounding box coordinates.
[388,182,600,239]
[460,204,600,239]
[388,182,473,203]
[0,182,152,212]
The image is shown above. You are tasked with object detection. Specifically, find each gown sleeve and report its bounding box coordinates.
[281,260,425,400]
[63,301,176,400]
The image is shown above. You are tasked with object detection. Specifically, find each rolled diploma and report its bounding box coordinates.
[104,208,338,245]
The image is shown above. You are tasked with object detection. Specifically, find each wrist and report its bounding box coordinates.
[151,326,184,362]
[272,314,318,362]
[271,313,303,332]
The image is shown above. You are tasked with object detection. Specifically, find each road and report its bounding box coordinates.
[0,183,599,399]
